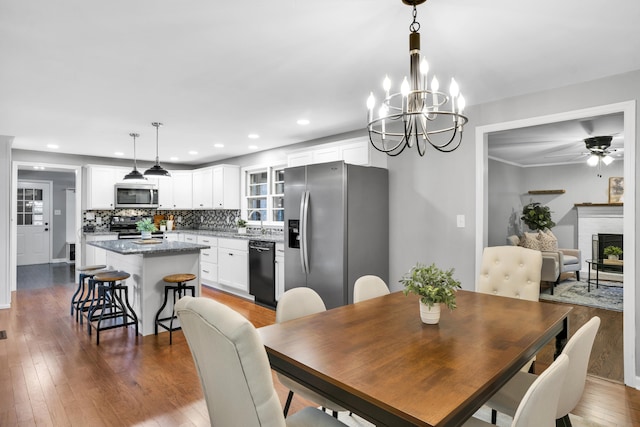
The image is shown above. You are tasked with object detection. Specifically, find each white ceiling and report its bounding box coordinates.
[1,0,639,166]
[488,112,625,167]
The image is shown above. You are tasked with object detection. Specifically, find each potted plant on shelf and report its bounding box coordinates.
[401,263,462,324]
[237,218,248,234]
[603,245,623,261]
[521,202,556,231]
[136,218,157,240]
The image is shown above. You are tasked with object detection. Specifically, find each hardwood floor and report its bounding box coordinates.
[1,264,639,426]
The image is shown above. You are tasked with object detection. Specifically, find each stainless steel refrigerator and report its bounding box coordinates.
[284,161,389,309]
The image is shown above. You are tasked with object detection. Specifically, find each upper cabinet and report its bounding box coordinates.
[191,165,240,210]
[82,165,127,210]
[193,168,214,209]
[213,165,240,209]
[170,171,193,209]
[287,138,388,169]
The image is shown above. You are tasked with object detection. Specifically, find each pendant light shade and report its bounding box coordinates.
[123,132,147,181]
[144,122,171,177]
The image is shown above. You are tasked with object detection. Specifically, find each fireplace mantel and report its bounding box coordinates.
[575,204,624,218]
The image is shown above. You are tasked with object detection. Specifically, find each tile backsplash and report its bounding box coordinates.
[83,208,283,235]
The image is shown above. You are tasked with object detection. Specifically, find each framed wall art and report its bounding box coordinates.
[608,176,624,204]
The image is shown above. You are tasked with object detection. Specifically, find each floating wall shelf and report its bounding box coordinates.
[528,190,565,195]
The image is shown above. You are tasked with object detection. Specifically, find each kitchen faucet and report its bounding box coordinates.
[247,210,266,234]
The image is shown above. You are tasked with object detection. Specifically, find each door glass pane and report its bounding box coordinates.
[25,189,34,199]
[24,214,32,225]
[25,201,33,213]
[33,201,43,214]
[35,189,43,201]
[17,214,23,225]
[33,214,44,225]
[18,188,23,198]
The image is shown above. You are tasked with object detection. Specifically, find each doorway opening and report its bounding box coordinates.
[474,101,636,386]
[11,162,82,292]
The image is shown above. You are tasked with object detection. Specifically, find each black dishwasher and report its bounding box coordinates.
[249,240,276,309]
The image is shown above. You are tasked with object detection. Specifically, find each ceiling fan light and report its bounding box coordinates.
[603,155,614,165]
[587,154,599,167]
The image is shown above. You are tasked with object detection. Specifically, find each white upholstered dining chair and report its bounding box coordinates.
[477,246,543,375]
[276,287,348,418]
[477,246,542,300]
[174,296,346,427]
[484,316,600,426]
[353,275,390,303]
[464,354,569,427]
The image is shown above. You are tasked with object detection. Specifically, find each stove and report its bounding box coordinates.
[110,216,164,240]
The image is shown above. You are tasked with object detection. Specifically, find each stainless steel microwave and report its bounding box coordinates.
[114,183,159,208]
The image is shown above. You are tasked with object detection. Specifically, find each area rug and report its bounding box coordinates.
[330,407,605,426]
[540,278,623,311]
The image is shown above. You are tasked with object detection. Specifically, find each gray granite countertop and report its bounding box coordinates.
[87,239,210,255]
[165,229,284,243]
[83,229,284,243]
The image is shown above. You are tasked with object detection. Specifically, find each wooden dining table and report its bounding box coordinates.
[258,290,572,427]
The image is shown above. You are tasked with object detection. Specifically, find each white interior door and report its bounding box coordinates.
[17,181,51,265]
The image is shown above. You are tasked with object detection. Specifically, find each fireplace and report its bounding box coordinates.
[592,233,623,273]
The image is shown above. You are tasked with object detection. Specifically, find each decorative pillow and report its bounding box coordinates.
[538,230,558,251]
[519,232,541,250]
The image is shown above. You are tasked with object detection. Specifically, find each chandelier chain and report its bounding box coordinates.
[409,5,420,33]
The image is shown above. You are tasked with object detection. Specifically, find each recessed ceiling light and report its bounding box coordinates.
[214,143,224,148]
[248,145,258,150]
[248,133,259,139]
[47,144,58,149]
[170,156,179,161]
[114,152,124,156]
[297,119,310,126]
[188,150,198,155]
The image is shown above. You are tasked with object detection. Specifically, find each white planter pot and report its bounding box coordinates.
[238,227,247,234]
[141,231,152,240]
[419,302,441,324]
[608,254,619,260]
[160,225,167,231]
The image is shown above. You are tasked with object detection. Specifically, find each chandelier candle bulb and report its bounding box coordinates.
[383,75,391,99]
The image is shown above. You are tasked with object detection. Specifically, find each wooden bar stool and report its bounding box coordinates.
[87,270,139,345]
[71,264,106,321]
[154,273,196,344]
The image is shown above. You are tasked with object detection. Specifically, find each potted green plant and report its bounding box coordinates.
[603,245,623,260]
[521,202,556,231]
[159,219,167,232]
[136,218,157,240]
[401,263,462,324]
[237,218,248,234]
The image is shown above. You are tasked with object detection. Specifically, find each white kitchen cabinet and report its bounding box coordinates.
[163,232,179,242]
[181,233,197,244]
[217,238,248,292]
[213,165,240,209]
[275,242,285,301]
[286,138,387,169]
[171,171,193,209]
[83,234,117,267]
[197,235,218,286]
[82,165,121,210]
[156,175,174,210]
[192,167,214,209]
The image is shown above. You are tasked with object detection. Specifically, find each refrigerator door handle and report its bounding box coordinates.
[300,190,310,274]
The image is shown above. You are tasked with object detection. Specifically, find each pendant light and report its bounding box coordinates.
[123,132,147,181]
[144,122,171,177]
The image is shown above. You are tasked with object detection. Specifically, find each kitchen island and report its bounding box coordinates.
[87,240,210,336]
